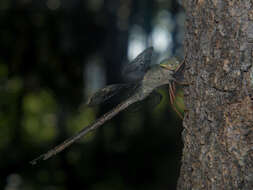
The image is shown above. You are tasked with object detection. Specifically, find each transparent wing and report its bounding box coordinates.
[87,83,139,107]
[122,47,154,82]
[125,91,162,113]
[147,91,163,108]
[173,60,186,83]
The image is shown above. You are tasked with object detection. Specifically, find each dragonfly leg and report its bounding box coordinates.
[172,100,183,119]
[175,54,186,73]
[172,81,176,94]
[168,87,174,105]
[175,80,192,86]
[169,83,175,103]
[173,55,192,86]
[169,83,183,119]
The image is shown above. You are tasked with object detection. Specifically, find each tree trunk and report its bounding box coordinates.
[178,1,253,189]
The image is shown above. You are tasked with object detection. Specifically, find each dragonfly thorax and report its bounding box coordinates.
[141,64,175,94]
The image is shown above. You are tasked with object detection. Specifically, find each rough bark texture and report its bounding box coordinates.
[178,1,253,189]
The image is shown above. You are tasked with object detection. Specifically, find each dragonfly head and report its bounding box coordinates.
[159,57,180,72]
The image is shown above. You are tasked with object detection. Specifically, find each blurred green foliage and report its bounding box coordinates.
[22,90,58,144]
[66,105,97,142]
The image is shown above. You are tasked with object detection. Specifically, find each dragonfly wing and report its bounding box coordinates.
[147,91,163,108]
[125,91,162,113]
[87,83,138,107]
[173,59,186,83]
[122,47,154,82]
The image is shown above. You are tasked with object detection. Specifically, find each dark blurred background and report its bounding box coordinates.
[0,0,185,189]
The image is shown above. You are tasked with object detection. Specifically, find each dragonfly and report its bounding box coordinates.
[30,47,185,165]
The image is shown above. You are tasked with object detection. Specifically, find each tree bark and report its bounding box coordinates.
[178,1,253,189]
